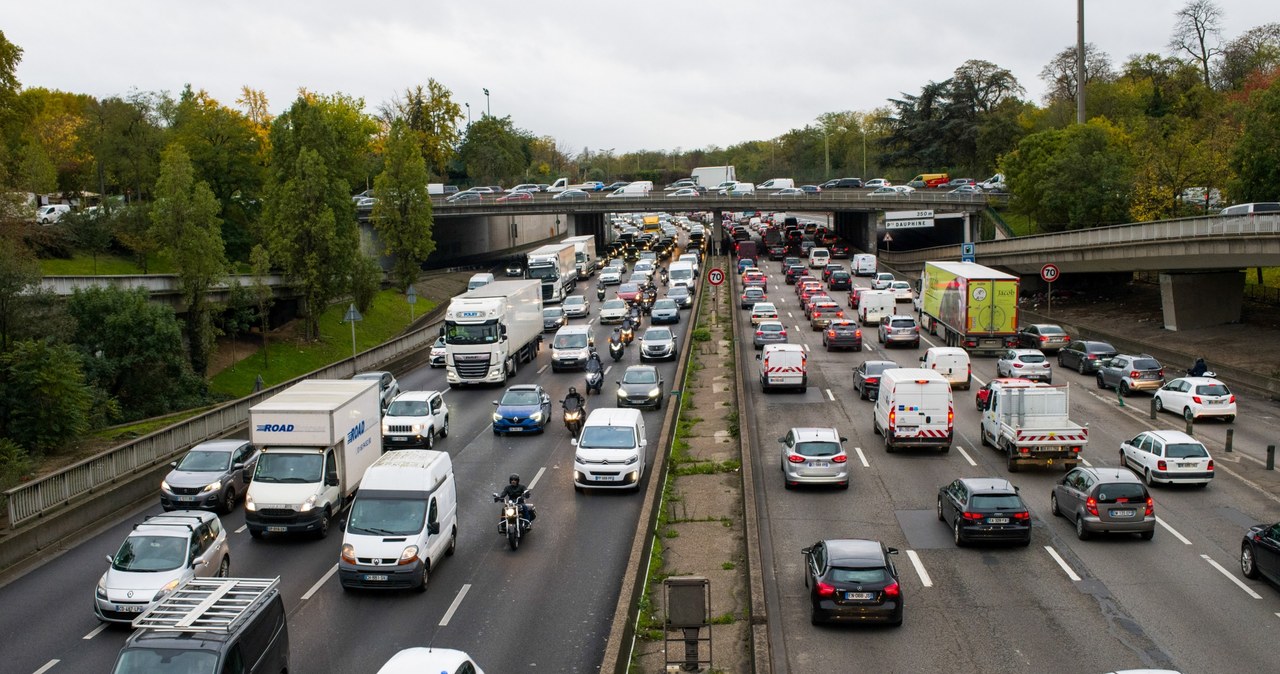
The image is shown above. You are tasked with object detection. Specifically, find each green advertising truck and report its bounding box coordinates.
[919,261,1019,355]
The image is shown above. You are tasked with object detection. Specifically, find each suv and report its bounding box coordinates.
[381,390,449,450]
[1050,467,1155,541]
[95,512,231,623]
[878,315,920,348]
[802,538,902,626]
[937,477,1032,547]
[1120,429,1214,487]
[779,427,850,489]
[160,440,258,513]
[1096,354,1164,395]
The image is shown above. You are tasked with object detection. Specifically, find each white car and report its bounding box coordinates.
[562,295,589,318]
[995,348,1052,383]
[599,299,629,323]
[381,390,449,450]
[94,511,230,623]
[750,302,779,325]
[599,268,622,285]
[1120,429,1214,486]
[889,281,915,302]
[378,648,485,674]
[863,178,892,189]
[1153,377,1236,423]
[871,272,895,290]
[429,336,447,368]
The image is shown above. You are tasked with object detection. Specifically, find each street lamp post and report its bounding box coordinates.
[483,88,490,117]
[342,303,363,374]
[862,129,867,179]
[465,102,470,127]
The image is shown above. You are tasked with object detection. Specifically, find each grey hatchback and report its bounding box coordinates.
[753,321,788,349]
[1051,467,1155,541]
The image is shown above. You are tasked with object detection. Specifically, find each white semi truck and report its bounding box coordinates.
[978,380,1088,472]
[245,379,383,539]
[526,242,576,303]
[563,235,599,280]
[443,279,543,386]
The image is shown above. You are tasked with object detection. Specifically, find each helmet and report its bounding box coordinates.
[568,387,578,395]
[509,474,520,484]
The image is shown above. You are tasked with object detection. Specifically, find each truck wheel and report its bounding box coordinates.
[940,444,951,453]
[510,356,519,377]
[1006,452,1020,472]
[316,508,331,539]
[980,430,990,447]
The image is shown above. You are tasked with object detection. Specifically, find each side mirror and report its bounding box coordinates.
[439,326,445,337]
[755,354,762,361]
[570,438,578,447]
[800,547,811,555]
[777,436,786,443]
[886,547,900,555]
[326,474,340,487]
[232,463,244,471]
[170,461,178,468]
[105,555,114,565]
[492,400,500,406]
[589,338,595,347]
[523,490,532,499]
[919,356,926,362]
[840,437,848,443]
[428,521,440,535]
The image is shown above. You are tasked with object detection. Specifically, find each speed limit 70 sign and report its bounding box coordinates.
[708,268,725,286]
[1040,264,1060,283]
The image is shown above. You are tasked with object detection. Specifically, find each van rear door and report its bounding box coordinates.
[891,381,952,438]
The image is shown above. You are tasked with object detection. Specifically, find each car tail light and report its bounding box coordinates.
[827,330,835,338]
[1012,363,1023,368]
[1130,370,1140,378]
[1144,497,1154,516]
[866,376,878,384]
[1192,396,1202,404]
[888,407,896,431]
[1229,395,1236,403]
[948,405,954,427]
[1087,354,1097,360]
[1158,369,1164,377]
[962,512,984,520]
[883,582,901,598]
[779,330,786,337]
[831,454,848,463]
[1085,497,1098,516]
[1040,335,1048,342]
[787,454,806,463]
[816,581,836,597]
[1157,459,1167,471]
[1013,511,1031,520]
[967,364,972,380]
[755,330,764,336]
[1207,460,1214,471]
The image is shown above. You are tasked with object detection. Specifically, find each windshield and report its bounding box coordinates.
[795,441,840,457]
[670,269,693,280]
[175,450,230,472]
[543,309,563,318]
[501,390,541,406]
[653,300,677,310]
[1165,443,1210,459]
[444,320,500,345]
[253,453,323,483]
[113,649,218,674]
[565,297,584,306]
[113,535,188,572]
[578,425,637,449]
[553,334,588,349]
[386,399,429,417]
[603,300,626,311]
[1018,353,1046,363]
[347,496,428,536]
[970,494,1025,509]
[623,369,658,384]
[619,284,639,294]
[669,287,688,297]
[644,329,672,341]
[527,264,559,280]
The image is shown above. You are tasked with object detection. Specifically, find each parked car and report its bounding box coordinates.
[1120,430,1214,487]
[937,477,1032,547]
[1240,521,1280,587]
[822,320,862,351]
[1153,377,1236,423]
[801,539,903,626]
[353,371,400,412]
[779,427,850,489]
[617,365,664,410]
[1051,467,1155,541]
[1017,324,1071,352]
[995,349,1052,383]
[854,360,899,401]
[1096,354,1164,395]
[1056,340,1117,374]
[160,440,258,513]
[753,321,788,349]
[492,384,552,435]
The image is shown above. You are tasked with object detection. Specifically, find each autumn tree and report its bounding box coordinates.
[1229,77,1280,202]
[378,80,462,179]
[371,120,436,290]
[1039,43,1117,106]
[1217,23,1280,91]
[1169,0,1225,88]
[1002,119,1135,230]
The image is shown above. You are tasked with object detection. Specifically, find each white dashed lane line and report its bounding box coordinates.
[1156,517,1192,545]
[1202,554,1262,599]
[302,564,339,600]
[825,388,835,402]
[905,550,933,587]
[853,446,870,468]
[537,364,549,374]
[439,583,472,626]
[33,661,59,674]
[1044,546,1082,582]
[528,466,547,490]
[955,446,978,467]
[82,623,109,640]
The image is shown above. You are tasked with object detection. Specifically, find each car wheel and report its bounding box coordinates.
[1183,407,1195,423]
[217,557,230,577]
[1120,381,1132,396]
[1078,360,1087,374]
[1226,415,1235,423]
[936,497,945,522]
[425,428,434,449]
[1144,468,1157,487]
[1242,544,1262,579]
[440,416,449,438]
[1096,374,1106,389]
[953,521,965,547]
[1058,355,1065,367]
[1075,514,1091,540]
[1139,530,1155,541]
[446,527,457,556]
[1050,493,1061,517]
[416,562,430,593]
[1154,398,1164,413]
[249,527,264,539]
[220,486,237,515]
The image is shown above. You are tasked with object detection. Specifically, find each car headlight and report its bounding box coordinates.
[624,455,638,465]
[201,480,222,493]
[96,575,108,599]
[154,578,181,602]
[617,386,625,396]
[575,454,587,464]
[493,412,503,422]
[398,545,420,565]
[341,543,357,564]
[649,387,662,397]
[160,480,171,492]
[530,411,543,422]
[299,494,318,513]
[244,493,256,511]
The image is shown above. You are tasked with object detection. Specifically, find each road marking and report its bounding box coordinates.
[235,524,247,534]
[970,372,987,386]
[787,312,794,318]
[1201,554,1262,599]
[528,466,547,490]
[1080,458,1093,467]
[1156,516,1192,545]
[537,364,549,374]
[302,564,339,600]
[863,342,872,351]
[604,365,612,375]
[853,446,870,468]
[439,583,472,626]
[83,623,109,640]
[955,446,977,467]
[1044,546,1081,582]
[825,388,835,401]
[905,550,933,588]
[33,661,59,674]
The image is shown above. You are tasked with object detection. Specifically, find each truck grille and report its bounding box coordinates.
[454,354,491,379]
[257,509,298,522]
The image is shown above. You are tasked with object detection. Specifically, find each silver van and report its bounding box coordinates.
[467,273,495,291]
[1220,202,1280,216]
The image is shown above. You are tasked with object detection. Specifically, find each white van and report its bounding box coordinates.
[677,253,700,274]
[718,181,756,196]
[873,368,954,453]
[758,178,796,190]
[606,181,653,198]
[858,290,896,326]
[467,272,495,291]
[1220,202,1280,216]
[550,324,593,371]
[757,343,807,392]
[853,254,877,277]
[572,408,647,491]
[808,247,830,269]
[36,204,71,225]
[668,260,697,292]
[338,450,457,591]
[920,346,972,390]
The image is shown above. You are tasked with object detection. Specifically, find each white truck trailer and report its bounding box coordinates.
[245,379,383,539]
[443,279,543,386]
[526,242,577,303]
[978,380,1088,472]
[691,166,736,189]
[564,235,599,280]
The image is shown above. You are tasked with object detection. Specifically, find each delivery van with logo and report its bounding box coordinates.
[756,343,807,392]
[873,368,954,452]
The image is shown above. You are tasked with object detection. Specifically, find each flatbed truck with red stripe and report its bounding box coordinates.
[977,380,1087,472]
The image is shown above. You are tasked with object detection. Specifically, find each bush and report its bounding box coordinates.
[692,327,711,342]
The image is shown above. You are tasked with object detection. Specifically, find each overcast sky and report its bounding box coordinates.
[4,1,1269,153]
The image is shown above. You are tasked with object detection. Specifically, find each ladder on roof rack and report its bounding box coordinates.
[132,577,279,633]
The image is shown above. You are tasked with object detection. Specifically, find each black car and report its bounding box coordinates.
[1241,521,1280,586]
[1057,340,1118,374]
[828,270,852,290]
[667,285,693,309]
[767,244,787,261]
[784,264,807,284]
[822,177,864,189]
[802,539,903,626]
[854,360,899,401]
[617,365,664,411]
[937,477,1032,547]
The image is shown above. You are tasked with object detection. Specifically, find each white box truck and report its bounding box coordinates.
[873,368,954,453]
[526,242,576,303]
[443,279,543,386]
[245,379,383,539]
[978,381,1087,472]
[563,234,599,280]
[691,166,736,189]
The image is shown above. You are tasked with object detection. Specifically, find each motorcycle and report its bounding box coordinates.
[492,490,533,551]
[659,269,669,286]
[619,325,634,345]
[609,339,625,361]
[585,362,604,394]
[1186,367,1217,378]
[596,284,606,301]
[563,399,585,436]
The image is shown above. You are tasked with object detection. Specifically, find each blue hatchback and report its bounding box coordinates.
[492,384,552,435]
[737,257,756,274]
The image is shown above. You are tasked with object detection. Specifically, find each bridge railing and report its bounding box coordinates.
[40,274,291,296]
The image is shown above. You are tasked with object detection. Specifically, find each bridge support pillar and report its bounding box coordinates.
[833,211,874,253]
[571,212,607,251]
[1159,271,1244,331]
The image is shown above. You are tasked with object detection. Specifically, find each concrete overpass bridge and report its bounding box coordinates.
[880,213,1280,330]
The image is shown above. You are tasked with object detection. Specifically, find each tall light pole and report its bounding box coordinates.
[862,128,868,178]
[823,129,831,180]
[465,102,470,127]
[483,88,490,117]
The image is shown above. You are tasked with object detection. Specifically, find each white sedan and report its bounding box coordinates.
[1153,377,1236,423]
[599,299,629,323]
[1120,429,1214,486]
[599,268,622,285]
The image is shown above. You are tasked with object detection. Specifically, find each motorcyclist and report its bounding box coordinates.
[585,351,603,392]
[497,473,535,525]
[596,280,606,301]
[1188,357,1208,377]
[563,386,586,412]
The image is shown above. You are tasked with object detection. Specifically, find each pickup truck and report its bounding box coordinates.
[978,380,1087,472]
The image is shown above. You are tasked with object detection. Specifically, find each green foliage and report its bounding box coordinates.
[721,561,736,570]
[0,340,97,455]
[459,115,528,185]
[216,280,257,368]
[1003,119,1135,229]
[691,327,711,342]
[1230,77,1280,203]
[0,437,33,490]
[0,236,42,352]
[372,120,436,290]
[349,255,383,315]
[709,611,736,625]
[378,80,463,180]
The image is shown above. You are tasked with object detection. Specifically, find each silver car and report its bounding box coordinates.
[160,440,258,513]
[753,321,788,350]
[650,298,680,325]
[353,371,400,411]
[995,349,1052,383]
[563,295,589,318]
[878,315,920,348]
[639,326,677,362]
[780,427,850,489]
[1051,467,1155,541]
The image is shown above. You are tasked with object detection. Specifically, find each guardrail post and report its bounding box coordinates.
[1185,416,1194,436]
[1149,398,1157,420]
[1116,387,1125,407]
[1268,445,1276,471]
[1225,428,1233,452]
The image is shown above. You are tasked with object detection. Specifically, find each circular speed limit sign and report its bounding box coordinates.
[708,268,725,286]
[1040,264,1060,283]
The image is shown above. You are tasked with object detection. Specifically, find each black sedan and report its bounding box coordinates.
[822,320,862,352]
[802,539,903,626]
[937,477,1032,547]
[1241,521,1280,586]
[854,360,899,401]
[1057,340,1118,374]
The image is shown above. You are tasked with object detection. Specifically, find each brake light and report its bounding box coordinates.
[1087,354,1097,359]
[967,364,972,379]
[831,455,848,464]
[855,329,862,338]
[1071,446,1082,453]
[888,407,896,430]
[1207,460,1214,471]
[787,454,807,463]
[1086,497,1098,516]
[816,581,836,597]
[756,330,764,336]
[961,512,984,520]
[1040,335,1048,342]
[1012,511,1031,520]
[827,330,835,338]
[779,330,786,337]
[883,582,901,598]
[1157,459,1167,471]
[866,377,878,384]
[1012,363,1023,368]
[1130,370,1140,378]
[1192,396,1202,404]
[948,405,954,427]
[1229,395,1236,403]
[1144,497,1154,516]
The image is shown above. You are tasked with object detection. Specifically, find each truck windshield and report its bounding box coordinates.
[444,320,500,345]
[527,264,559,280]
[670,269,692,281]
[113,649,218,674]
[253,453,323,483]
[347,496,427,536]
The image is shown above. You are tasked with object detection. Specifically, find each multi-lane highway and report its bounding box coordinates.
[1,256,695,674]
[735,258,1280,673]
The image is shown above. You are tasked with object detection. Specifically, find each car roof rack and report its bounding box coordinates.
[135,512,205,533]
[132,577,279,633]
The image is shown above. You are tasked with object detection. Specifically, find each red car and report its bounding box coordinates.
[847,286,862,309]
[617,283,642,303]
[496,191,533,203]
[974,378,1035,410]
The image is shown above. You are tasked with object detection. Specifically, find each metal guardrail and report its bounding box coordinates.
[40,274,291,296]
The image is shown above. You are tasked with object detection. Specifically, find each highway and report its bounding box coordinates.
[734,260,1280,673]
[0,254,694,673]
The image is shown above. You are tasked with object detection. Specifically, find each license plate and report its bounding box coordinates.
[508,427,523,432]
[595,474,618,482]
[393,436,407,441]
[988,517,1009,524]
[178,496,195,501]
[1179,462,1196,468]
[363,574,388,582]
[844,592,875,601]
[267,526,287,532]
[1110,510,1135,518]
[810,462,829,468]
[116,604,146,613]
[897,426,917,433]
